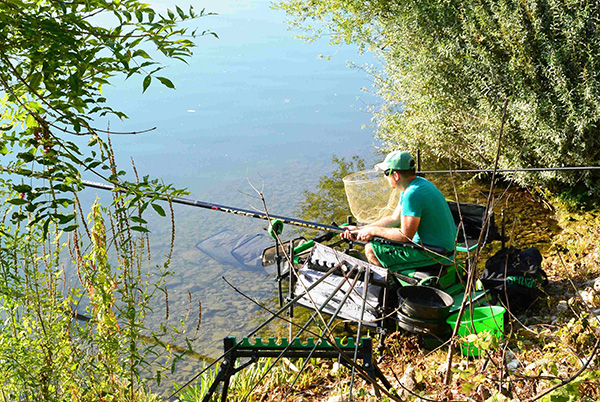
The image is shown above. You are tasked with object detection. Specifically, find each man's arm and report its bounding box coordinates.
[341,198,421,243]
[353,215,420,243]
[340,201,402,240]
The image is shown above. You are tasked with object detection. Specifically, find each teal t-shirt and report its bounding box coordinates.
[399,176,457,252]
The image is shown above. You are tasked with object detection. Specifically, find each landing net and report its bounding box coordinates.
[342,169,399,224]
[195,229,274,273]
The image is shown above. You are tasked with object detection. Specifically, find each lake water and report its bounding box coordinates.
[75,0,382,374]
[1,2,565,397]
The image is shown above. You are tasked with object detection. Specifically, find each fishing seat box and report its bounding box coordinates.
[293,242,391,328]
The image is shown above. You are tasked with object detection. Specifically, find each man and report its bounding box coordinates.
[341,150,457,271]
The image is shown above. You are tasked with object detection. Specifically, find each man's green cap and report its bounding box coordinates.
[374,150,415,171]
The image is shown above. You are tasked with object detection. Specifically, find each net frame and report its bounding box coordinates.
[342,169,399,224]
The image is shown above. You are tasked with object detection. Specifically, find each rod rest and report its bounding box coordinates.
[201,336,391,401]
[231,336,363,350]
[303,258,390,288]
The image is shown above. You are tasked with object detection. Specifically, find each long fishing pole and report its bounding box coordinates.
[418,166,600,174]
[82,180,449,254]
[82,180,342,233]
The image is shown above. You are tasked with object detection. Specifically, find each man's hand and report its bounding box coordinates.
[340,226,376,242]
[340,226,359,241]
[354,227,376,242]
[341,216,420,244]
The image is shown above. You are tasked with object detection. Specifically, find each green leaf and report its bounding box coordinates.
[131,226,150,233]
[10,212,27,222]
[42,219,50,238]
[29,72,43,91]
[133,49,151,59]
[176,6,185,19]
[53,184,73,192]
[13,184,32,193]
[130,216,147,224]
[17,151,35,162]
[25,113,37,129]
[62,224,78,232]
[7,198,28,205]
[56,214,76,224]
[151,203,166,217]
[55,198,74,207]
[142,75,151,93]
[157,77,175,89]
[5,0,25,7]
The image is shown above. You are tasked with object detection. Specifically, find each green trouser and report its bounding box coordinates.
[370,240,453,271]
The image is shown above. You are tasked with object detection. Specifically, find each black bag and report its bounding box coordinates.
[479,247,547,309]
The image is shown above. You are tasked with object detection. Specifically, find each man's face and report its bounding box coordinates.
[385,169,399,189]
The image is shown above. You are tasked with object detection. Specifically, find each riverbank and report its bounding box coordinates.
[176,190,600,401]
[309,202,599,401]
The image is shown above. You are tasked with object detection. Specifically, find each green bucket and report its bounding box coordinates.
[446,305,505,357]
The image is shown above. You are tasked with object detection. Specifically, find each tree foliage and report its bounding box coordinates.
[277,0,600,195]
[0,0,215,230]
[0,1,212,399]
[0,179,196,400]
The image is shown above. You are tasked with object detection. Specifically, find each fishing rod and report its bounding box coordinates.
[82,180,454,256]
[82,179,343,234]
[417,166,600,174]
[82,180,448,254]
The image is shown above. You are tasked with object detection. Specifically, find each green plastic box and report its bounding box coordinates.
[446,305,505,357]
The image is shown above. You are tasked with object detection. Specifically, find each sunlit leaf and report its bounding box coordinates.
[25,114,37,129]
[157,77,175,89]
[151,203,166,216]
[5,0,25,7]
[142,75,151,93]
[133,49,151,59]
